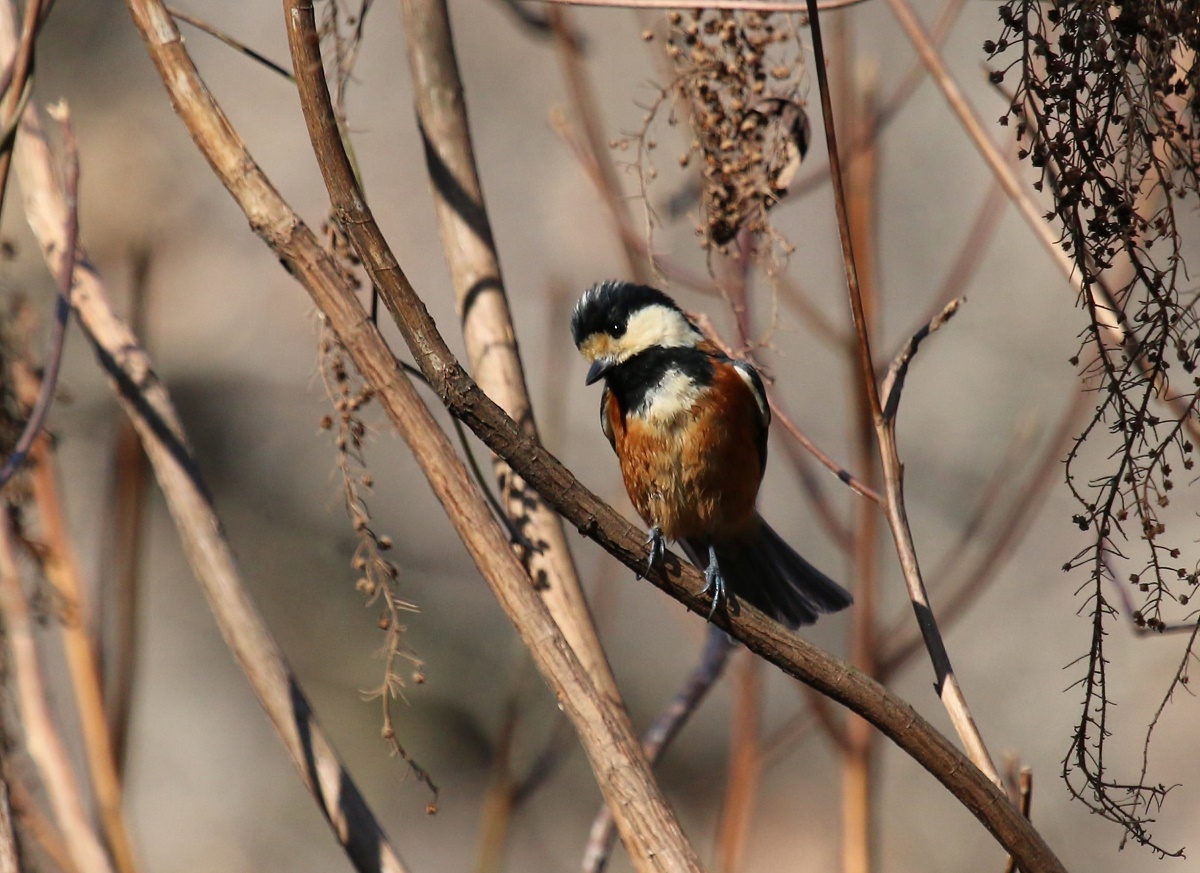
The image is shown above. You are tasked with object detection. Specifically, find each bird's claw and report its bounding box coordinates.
[639,526,666,579]
[699,544,726,622]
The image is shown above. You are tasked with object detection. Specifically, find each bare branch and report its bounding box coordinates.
[2,98,140,873]
[0,90,72,491]
[714,652,763,873]
[1002,768,1034,873]
[533,0,873,11]
[168,6,294,80]
[0,778,17,873]
[880,297,963,421]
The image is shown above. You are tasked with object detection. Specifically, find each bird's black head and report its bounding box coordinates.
[571,281,702,384]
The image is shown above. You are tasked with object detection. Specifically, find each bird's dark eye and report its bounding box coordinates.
[609,320,622,335]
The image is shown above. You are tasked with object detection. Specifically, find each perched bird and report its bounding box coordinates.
[571,280,853,628]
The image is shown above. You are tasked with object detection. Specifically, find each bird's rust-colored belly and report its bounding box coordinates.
[606,367,763,542]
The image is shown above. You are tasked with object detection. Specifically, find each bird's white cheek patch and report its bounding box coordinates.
[639,370,702,427]
[618,305,702,359]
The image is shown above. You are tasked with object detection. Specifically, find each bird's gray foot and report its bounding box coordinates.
[699,543,726,622]
[639,526,666,579]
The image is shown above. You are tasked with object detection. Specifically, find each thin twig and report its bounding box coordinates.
[772,395,856,550]
[24,433,140,873]
[547,5,650,285]
[0,778,18,873]
[786,0,967,203]
[0,0,42,215]
[805,0,1002,787]
[6,780,76,873]
[6,103,140,873]
[880,297,963,420]
[0,236,67,490]
[841,64,880,873]
[0,519,115,873]
[472,647,533,873]
[691,311,882,504]
[1002,768,1034,873]
[879,388,1088,678]
[168,6,294,80]
[284,2,703,868]
[549,111,718,294]
[99,247,153,779]
[533,0,874,11]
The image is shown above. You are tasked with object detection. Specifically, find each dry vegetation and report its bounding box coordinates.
[0,1,1196,872]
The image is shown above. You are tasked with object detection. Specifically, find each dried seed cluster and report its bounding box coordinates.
[636,10,810,258]
[990,0,1200,855]
[318,221,437,806]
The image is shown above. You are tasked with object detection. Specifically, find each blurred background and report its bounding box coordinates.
[4,0,1199,871]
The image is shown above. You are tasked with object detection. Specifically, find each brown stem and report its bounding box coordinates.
[26,436,140,873]
[0,778,16,873]
[1,94,139,872]
[806,0,1001,787]
[583,628,736,873]
[534,0,875,10]
[841,61,880,873]
[99,248,153,779]
[1002,768,1034,873]
[0,0,41,215]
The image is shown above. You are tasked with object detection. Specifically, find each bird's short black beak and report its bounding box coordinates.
[585,359,613,385]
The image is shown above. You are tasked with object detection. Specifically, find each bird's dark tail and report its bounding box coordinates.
[684,517,852,629]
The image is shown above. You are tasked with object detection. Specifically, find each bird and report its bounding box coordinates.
[571,280,853,628]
